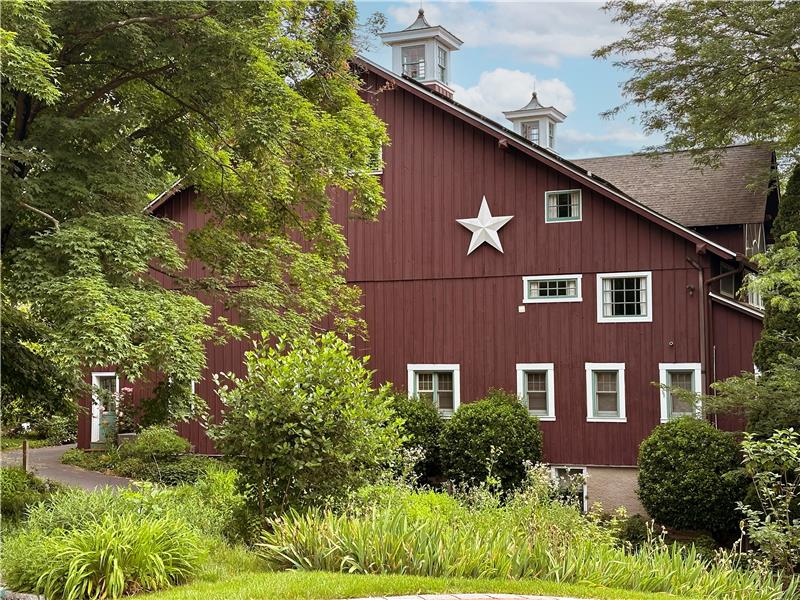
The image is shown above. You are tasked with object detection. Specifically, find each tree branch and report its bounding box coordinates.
[71,9,217,37]
[67,63,175,118]
[20,202,60,231]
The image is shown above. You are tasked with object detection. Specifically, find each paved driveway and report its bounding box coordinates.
[1,444,132,490]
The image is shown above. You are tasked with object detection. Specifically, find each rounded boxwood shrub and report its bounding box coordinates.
[390,392,444,479]
[638,417,744,537]
[440,389,543,493]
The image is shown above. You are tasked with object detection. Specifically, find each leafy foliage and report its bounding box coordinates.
[390,392,443,480]
[440,389,543,493]
[1,1,387,417]
[0,467,62,521]
[210,332,402,516]
[595,1,800,168]
[119,425,191,460]
[739,429,800,579]
[638,418,745,537]
[33,414,77,444]
[2,513,204,599]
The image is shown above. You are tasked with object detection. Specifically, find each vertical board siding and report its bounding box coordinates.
[78,70,762,465]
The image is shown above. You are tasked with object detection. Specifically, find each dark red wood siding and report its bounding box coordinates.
[78,69,762,465]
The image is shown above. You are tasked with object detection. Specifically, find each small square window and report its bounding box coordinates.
[408,364,460,417]
[596,272,653,323]
[659,363,701,422]
[516,363,555,420]
[545,190,581,222]
[523,275,582,303]
[585,363,626,422]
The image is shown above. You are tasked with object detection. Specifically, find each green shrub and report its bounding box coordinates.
[0,467,61,521]
[34,414,77,444]
[61,447,119,471]
[390,392,443,479]
[210,332,403,516]
[119,425,190,460]
[116,454,217,485]
[3,513,204,598]
[638,417,745,537]
[440,389,543,493]
[615,514,649,550]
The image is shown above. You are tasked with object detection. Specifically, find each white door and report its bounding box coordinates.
[91,373,118,442]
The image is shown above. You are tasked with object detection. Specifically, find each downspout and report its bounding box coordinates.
[687,255,745,427]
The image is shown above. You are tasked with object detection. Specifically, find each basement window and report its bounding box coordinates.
[545,190,581,222]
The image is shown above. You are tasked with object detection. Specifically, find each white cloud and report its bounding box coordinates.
[386,1,624,66]
[560,128,649,144]
[452,68,576,122]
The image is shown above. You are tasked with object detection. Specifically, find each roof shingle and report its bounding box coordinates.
[573,145,773,227]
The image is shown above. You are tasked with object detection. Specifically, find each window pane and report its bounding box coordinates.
[436,372,453,391]
[546,191,579,220]
[668,371,694,416]
[594,371,618,416]
[526,371,548,413]
[401,45,425,79]
[603,277,646,317]
[434,372,454,411]
[416,372,433,394]
[437,391,454,410]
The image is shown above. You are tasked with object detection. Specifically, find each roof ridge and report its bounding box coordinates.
[574,143,768,162]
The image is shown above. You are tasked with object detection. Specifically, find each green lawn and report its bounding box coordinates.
[0,437,53,451]
[142,546,691,600]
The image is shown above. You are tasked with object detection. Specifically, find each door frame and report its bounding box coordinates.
[90,372,119,443]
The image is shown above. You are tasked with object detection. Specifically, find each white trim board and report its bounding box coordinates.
[658,363,702,423]
[90,371,119,443]
[596,271,653,324]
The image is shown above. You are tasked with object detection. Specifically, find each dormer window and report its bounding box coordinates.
[437,47,448,82]
[401,45,426,80]
[522,121,539,144]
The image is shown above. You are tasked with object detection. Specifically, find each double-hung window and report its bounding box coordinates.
[545,190,581,222]
[522,121,540,144]
[658,363,701,422]
[596,271,652,323]
[407,364,460,417]
[585,363,626,422]
[523,275,582,303]
[516,363,555,420]
[437,47,448,82]
[401,45,426,80]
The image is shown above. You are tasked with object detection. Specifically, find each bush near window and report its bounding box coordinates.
[0,467,62,521]
[33,414,78,445]
[638,417,745,538]
[390,392,444,480]
[210,332,403,516]
[440,389,543,493]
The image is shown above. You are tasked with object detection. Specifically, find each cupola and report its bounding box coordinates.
[503,92,566,151]
[379,8,463,99]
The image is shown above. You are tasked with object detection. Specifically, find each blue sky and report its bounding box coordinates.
[355,1,664,159]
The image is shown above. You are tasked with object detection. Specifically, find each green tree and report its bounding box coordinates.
[595,1,800,168]
[210,332,402,516]
[754,166,800,370]
[1,1,388,418]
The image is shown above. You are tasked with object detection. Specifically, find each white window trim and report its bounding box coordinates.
[658,362,702,423]
[544,189,582,223]
[596,271,653,323]
[550,465,588,513]
[368,145,383,176]
[516,363,555,421]
[407,364,460,417]
[522,274,582,304]
[585,362,626,423]
[90,371,119,443]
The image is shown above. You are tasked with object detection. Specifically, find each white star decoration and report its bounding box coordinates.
[456,196,514,255]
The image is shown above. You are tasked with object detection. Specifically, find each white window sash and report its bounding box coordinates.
[544,189,582,223]
[596,271,653,323]
[522,274,583,304]
[407,364,460,417]
[658,363,702,423]
[585,363,626,422]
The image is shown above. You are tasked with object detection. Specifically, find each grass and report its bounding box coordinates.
[143,546,692,600]
[0,436,53,451]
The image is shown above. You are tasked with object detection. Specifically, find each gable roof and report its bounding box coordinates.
[573,145,774,227]
[354,56,738,260]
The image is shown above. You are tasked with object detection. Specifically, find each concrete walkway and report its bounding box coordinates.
[1,444,132,490]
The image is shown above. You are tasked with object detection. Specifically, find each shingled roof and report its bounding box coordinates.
[573,145,773,227]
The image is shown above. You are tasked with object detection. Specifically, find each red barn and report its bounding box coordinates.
[79,12,778,514]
